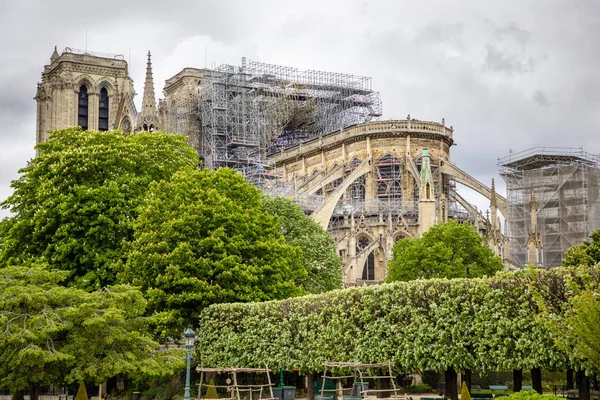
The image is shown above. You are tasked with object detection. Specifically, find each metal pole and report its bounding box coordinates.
[184,346,192,400]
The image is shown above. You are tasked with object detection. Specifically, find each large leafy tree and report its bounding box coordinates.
[261,196,342,294]
[0,263,183,395]
[386,221,503,282]
[563,229,600,267]
[120,167,306,337]
[0,128,198,290]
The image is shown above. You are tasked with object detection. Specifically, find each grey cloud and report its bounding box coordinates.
[493,22,531,47]
[483,44,538,74]
[416,22,465,49]
[533,91,551,107]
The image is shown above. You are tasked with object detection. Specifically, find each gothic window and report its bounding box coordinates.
[362,251,375,281]
[78,85,88,130]
[98,88,109,131]
[346,158,366,202]
[356,236,370,253]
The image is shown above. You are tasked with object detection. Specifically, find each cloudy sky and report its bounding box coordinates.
[1,0,599,218]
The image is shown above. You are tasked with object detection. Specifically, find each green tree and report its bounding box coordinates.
[563,230,600,267]
[0,264,184,394]
[261,196,342,293]
[385,221,503,282]
[120,167,306,337]
[561,290,600,372]
[0,128,198,290]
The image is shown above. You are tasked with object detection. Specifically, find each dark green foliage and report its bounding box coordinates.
[386,221,503,282]
[261,196,342,293]
[120,168,306,337]
[198,266,600,374]
[0,264,184,392]
[0,128,199,290]
[406,383,433,394]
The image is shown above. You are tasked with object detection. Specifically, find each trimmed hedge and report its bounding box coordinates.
[198,266,600,374]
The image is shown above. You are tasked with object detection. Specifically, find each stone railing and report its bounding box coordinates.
[268,119,453,164]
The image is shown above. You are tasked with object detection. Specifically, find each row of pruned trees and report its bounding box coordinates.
[199,266,600,400]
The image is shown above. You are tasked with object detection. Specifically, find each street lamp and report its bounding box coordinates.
[184,327,197,400]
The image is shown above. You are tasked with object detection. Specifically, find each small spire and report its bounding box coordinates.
[50,46,59,63]
[420,148,434,200]
[490,178,497,207]
[138,50,159,132]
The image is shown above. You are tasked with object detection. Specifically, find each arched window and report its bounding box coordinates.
[362,251,375,281]
[98,88,109,131]
[78,85,88,130]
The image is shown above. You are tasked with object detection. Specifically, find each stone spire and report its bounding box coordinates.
[138,50,158,132]
[50,46,59,63]
[490,178,498,230]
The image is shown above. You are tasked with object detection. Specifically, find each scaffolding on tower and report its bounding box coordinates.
[499,147,600,268]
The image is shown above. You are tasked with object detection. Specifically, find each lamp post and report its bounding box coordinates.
[184,327,197,400]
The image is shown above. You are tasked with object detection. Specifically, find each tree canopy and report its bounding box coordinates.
[261,196,342,294]
[0,264,183,392]
[120,167,307,337]
[0,128,199,290]
[386,221,503,282]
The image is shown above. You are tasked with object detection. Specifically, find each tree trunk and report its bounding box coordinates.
[307,373,315,400]
[579,371,590,400]
[462,370,472,393]
[30,384,40,400]
[445,367,458,400]
[566,369,574,390]
[513,369,523,393]
[12,391,24,400]
[531,368,542,394]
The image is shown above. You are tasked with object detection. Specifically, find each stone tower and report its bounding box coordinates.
[35,46,137,146]
[136,51,159,132]
[418,148,437,236]
[526,186,543,267]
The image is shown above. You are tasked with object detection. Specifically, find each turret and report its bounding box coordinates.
[418,148,436,236]
[50,46,59,63]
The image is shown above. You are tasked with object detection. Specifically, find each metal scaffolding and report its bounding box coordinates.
[167,58,384,186]
[499,147,600,268]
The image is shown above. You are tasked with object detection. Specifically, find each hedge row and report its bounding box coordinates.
[198,266,600,374]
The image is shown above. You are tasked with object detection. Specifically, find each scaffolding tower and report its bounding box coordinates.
[194,58,382,185]
[499,147,600,268]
